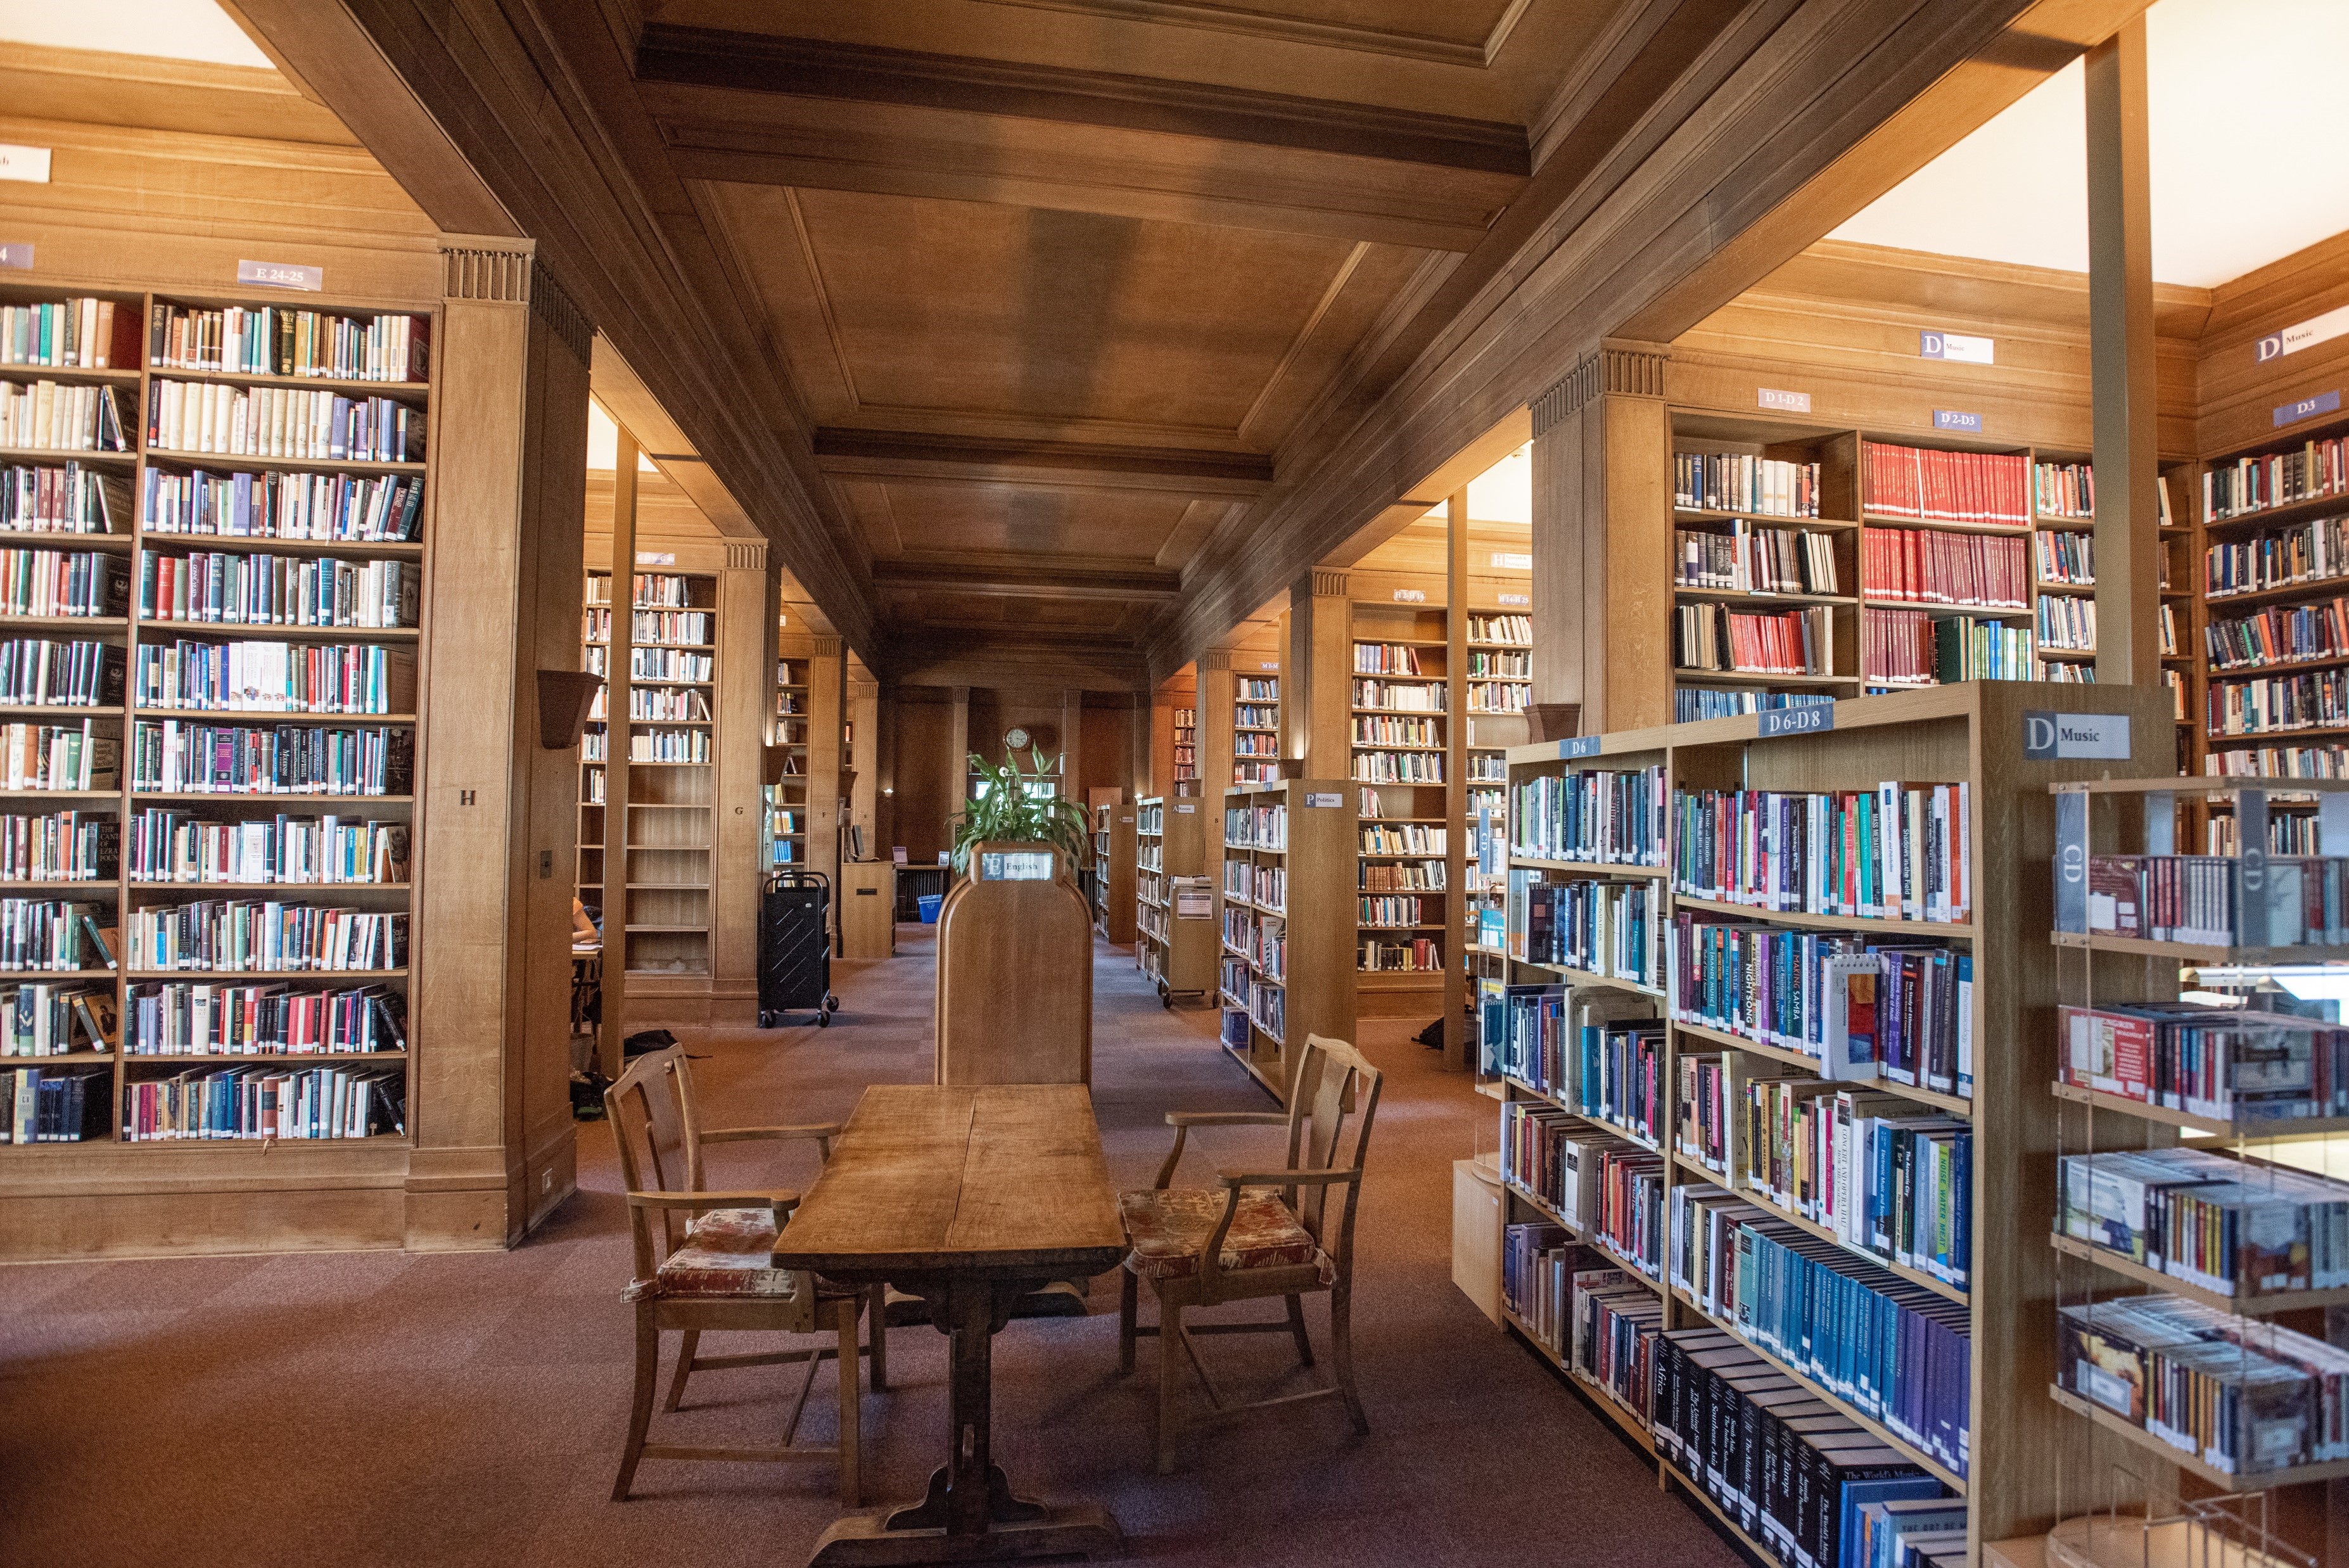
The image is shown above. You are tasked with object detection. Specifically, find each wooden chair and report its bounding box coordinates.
[605,1046,890,1503]
[1116,1033,1381,1472]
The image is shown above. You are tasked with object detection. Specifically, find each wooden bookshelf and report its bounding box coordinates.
[579,568,717,979]
[1090,801,1135,945]
[1353,604,1449,1010]
[769,651,808,870]
[1170,706,1198,794]
[1133,794,1214,1004]
[1233,670,1281,786]
[1482,679,2174,1553]
[1218,779,1355,1104]
[0,279,433,1157]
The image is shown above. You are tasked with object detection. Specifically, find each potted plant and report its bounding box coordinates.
[948,749,1090,878]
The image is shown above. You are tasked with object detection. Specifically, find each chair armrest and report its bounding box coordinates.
[1216,1168,1362,1189]
[1164,1112,1287,1127]
[627,1189,801,1213]
[702,1123,844,1144]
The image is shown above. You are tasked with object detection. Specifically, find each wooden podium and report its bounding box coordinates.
[839,861,895,959]
[934,841,1092,1085]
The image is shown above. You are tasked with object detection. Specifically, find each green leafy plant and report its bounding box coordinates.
[949,749,1091,877]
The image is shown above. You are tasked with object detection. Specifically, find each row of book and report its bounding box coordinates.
[0,381,132,454]
[1673,689,1835,723]
[1498,1106,1664,1276]
[1676,604,1835,675]
[123,811,406,886]
[1350,714,1439,746]
[1861,527,2025,609]
[137,551,417,630]
[1361,825,1444,858]
[1352,642,1425,676]
[0,900,113,971]
[2058,1294,2348,1476]
[1468,680,1529,713]
[1234,701,1276,728]
[1245,864,1287,911]
[143,465,426,544]
[1465,648,1529,677]
[1655,1327,1961,1568]
[1351,677,1442,711]
[1358,895,1425,929]
[2035,594,2094,652]
[1671,1188,1971,1476]
[2206,595,2349,671]
[1866,609,2036,685]
[1468,613,1532,644]
[1667,921,1974,1100]
[2033,528,2093,585]
[1353,749,1443,784]
[1510,763,1665,866]
[1513,877,1662,986]
[128,721,412,796]
[2036,459,2095,519]
[2205,668,2349,737]
[3,297,127,370]
[1563,1016,1667,1145]
[1572,1264,1663,1431]
[4,462,125,535]
[2078,851,2349,947]
[122,1063,407,1142]
[1249,981,1285,1043]
[147,304,429,385]
[132,640,414,715]
[2205,744,2349,779]
[589,573,701,609]
[2205,511,2349,599]
[1674,523,1841,596]
[1672,782,1971,924]
[0,547,124,619]
[583,608,711,646]
[2,1064,110,1140]
[598,727,710,764]
[148,381,424,464]
[2205,435,2349,523]
[1680,1058,1973,1289]
[1861,441,2027,528]
[1674,452,1823,518]
[2059,1000,2349,1123]
[125,979,405,1057]
[1234,732,1278,758]
[1358,860,1443,891]
[1484,983,1641,1088]
[1223,801,1285,850]
[0,983,115,1057]
[123,902,406,973]
[590,646,711,683]
[1358,938,1438,972]
[0,810,115,882]
[1236,676,1279,702]
[2059,1145,2349,1297]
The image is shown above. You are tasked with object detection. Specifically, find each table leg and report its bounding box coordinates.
[806,1277,1123,1567]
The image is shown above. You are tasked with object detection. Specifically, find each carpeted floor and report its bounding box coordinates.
[0,929,1746,1568]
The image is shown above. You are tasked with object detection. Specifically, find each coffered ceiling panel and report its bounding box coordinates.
[860,481,1197,560]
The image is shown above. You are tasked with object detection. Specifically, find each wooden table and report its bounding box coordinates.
[772,1084,1130,1565]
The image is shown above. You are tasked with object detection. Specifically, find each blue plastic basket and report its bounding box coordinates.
[917,893,943,924]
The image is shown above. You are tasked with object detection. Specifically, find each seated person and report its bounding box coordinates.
[573,897,601,947]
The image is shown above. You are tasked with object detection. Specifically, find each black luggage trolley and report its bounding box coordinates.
[758,870,841,1028]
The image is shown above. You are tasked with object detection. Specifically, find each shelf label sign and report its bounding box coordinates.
[237,258,322,291]
[2257,302,2349,362]
[1933,409,1983,433]
[635,551,675,565]
[1757,704,1834,739]
[1174,802,1195,813]
[1490,552,1531,570]
[2054,790,2088,933]
[1920,330,1994,365]
[1303,792,1343,808]
[1558,736,1602,758]
[1391,588,1425,602]
[1758,387,1811,413]
[2273,390,2341,428]
[1498,592,1530,607]
[2023,711,2131,760]
[0,242,28,271]
[0,144,52,184]
[1259,661,1278,671]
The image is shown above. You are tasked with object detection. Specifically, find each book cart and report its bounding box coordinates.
[1218,779,1354,1104]
[1484,680,2173,1565]
[1134,795,1214,1006]
[2042,775,2349,1567]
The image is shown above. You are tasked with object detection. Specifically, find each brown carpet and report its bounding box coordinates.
[0,928,1747,1568]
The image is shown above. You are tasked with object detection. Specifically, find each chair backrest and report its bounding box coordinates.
[1283,1035,1382,1271]
[604,1046,706,1282]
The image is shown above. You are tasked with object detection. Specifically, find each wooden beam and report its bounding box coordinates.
[872,558,1182,603]
[813,430,1273,497]
[599,422,639,1080]
[2086,20,2161,689]
[1442,490,1469,1071]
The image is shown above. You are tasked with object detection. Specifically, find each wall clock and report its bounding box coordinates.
[1003,725,1032,751]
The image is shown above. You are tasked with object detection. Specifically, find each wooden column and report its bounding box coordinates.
[1443,490,1470,1070]
[597,422,639,1078]
[412,237,591,1245]
[875,688,898,855]
[810,635,846,895]
[1060,687,1085,792]
[1288,568,1351,772]
[1149,690,1176,799]
[2087,19,2162,689]
[1530,343,1673,733]
[849,673,879,856]
[1197,649,1235,925]
[947,686,971,843]
[710,542,777,1023]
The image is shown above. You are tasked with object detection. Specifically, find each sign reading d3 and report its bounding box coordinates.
[1919,330,1994,365]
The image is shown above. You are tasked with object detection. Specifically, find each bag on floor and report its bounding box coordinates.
[623,1028,678,1059]
[1415,1018,1444,1050]
[570,1068,611,1120]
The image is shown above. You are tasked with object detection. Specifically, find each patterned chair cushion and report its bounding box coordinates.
[1118,1187,1334,1285]
[623,1206,862,1303]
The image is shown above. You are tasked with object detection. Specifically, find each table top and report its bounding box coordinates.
[771,1084,1128,1278]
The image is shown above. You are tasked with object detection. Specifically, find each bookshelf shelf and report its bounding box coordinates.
[2046,1078,2349,1138]
[144,451,426,478]
[2046,1385,2349,1493]
[2047,1232,2349,1318]
[2047,929,2343,964]
[1670,895,1972,940]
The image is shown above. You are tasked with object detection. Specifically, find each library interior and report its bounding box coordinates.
[4,1,2349,1566]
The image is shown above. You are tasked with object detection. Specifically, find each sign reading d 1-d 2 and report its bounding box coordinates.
[2023,711,2131,760]
[1919,330,1994,366]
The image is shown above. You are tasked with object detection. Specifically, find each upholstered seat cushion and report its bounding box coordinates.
[1118,1187,1334,1285]
[623,1207,862,1303]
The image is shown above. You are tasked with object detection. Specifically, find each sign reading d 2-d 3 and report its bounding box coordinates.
[1920,330,1994,366]
[2023,711,2131,761]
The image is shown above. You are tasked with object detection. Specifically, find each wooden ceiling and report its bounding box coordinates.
[234,0,2155,686]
